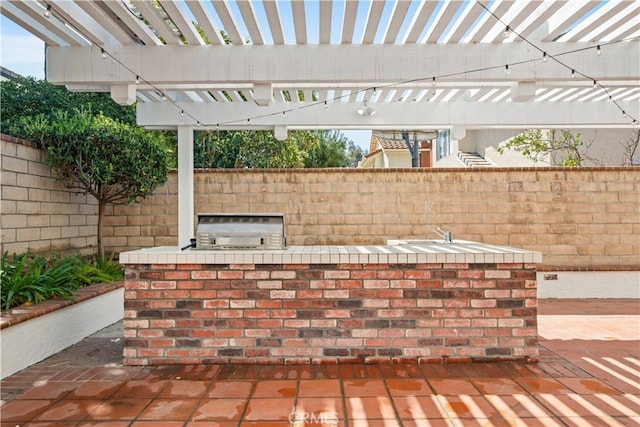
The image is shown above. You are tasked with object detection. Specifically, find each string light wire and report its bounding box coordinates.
[42,2,638,130]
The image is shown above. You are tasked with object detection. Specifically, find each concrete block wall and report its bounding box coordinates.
[1,135,98,256]
[122,262,538,365]
[108,168,639,267]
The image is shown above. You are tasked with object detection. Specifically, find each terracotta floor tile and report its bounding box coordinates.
[435,395,500,419]
[65,381,125,399]
[17,381,77,400]
[534,393,619,417]
[514,377,574,394]
[251,380,297,398]
[294,397,343,419]
[190,398,247,421]
[576,394,640,416]
[484,394,554,418]
[557,377,622,394]
[240,422,333,427]
[157,379,209,398]
[33,399,103,421]
[84,398,152,420]
[560,415,633,427]
[207,380,254,398]
[345,396,396,420]
[243,397,295,421]
[185,422,238,427]
[298,379,342,397]
[342,379,388,397]
[470,378,527,395]
[398,420,451,427]
[110,379,169,398]
[427,378,481,395]
[0,399,54,422]
[385,378,432,396]
[136,398,199,420]
[392,395,445,419]
[72,421,131,426]
[130,421,187,427]
[14,422,79,427]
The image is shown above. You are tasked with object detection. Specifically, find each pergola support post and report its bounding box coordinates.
[177,126,194,247]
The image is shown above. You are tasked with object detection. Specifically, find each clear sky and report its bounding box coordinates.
[0,15,372,150]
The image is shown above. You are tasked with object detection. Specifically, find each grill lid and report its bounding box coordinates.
[195,213,286,250]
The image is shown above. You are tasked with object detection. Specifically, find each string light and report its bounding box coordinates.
[373,87,377,95]
[503,25,511,39]
[196,121,201,127]
[50,4,638,131]
[44,5,51,18]
[593,80,597,88]
[622,111,627,118]
[282,111,286,117]
[180,110,184,117]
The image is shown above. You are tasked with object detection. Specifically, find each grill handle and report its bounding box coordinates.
[181,238,196,251]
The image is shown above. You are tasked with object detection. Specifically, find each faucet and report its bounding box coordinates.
[433,227,453,244]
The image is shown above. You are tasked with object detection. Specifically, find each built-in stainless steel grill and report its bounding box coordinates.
[195,213,286,250]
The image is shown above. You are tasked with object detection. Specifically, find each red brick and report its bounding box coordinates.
[351,270,377,279]
[257,280,282,289]
[298,290,322,298]
[192,271,216,279]
[149,300,176,309]
[217,330,243,337]
[244,309,269,318]
[363,280,389,289]
[245,271,270,279]
[390,299,416,308]
[417,280,442,288]
[149,339,174,347]
[150,319,175,328]
[203,300,229,308]
[126,281,149,290]
[219,271,244,279]
[323,290,349,298]
[471,280,497,288]
[310,280,336,289]
[177,281,203,289]
[271,271,296,279]
[139,349,164,357]
[458,270,484,279]
[471,299,496,308]
[218,310,243,318]
[325,270,350,279]
[444,279,469,288]
[404,270,432,279]
[218,290,242,298]
[391,280,416,289]
[336,280,361,288]
[256,300,282,308]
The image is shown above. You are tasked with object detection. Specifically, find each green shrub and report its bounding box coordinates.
[0,252,123,311]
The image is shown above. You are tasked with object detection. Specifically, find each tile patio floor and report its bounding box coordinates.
[1,299,638,426]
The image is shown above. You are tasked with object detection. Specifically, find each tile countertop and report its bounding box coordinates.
[119,240,542,265]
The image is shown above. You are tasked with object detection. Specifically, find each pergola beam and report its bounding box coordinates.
[46,42,639,86]
[136,100,639,130]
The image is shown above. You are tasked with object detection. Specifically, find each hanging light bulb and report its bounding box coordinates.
[542,52,548,63]
[180,110,184,117]
[505,64,511,75]
[101,48,106,59]
[596,45,601,56]
[135,75,140,84]
[373,87,377,96]
[282,110,286,117]
[571,69,575,78]
[161,93,167,101]
[196,121,201,127]
[323,100,328,109]
[592,80,597,88]
[503,26,512,39]
[622,111,627,118]
[432,77,436,86]
[44,5,51,18]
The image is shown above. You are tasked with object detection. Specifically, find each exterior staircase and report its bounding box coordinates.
[457,151,494,167]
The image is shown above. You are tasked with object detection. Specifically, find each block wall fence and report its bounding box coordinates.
[107,168,639,268]
[1,136,97,256]
[2,136,639,267]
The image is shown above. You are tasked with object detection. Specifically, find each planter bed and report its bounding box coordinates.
[0,282,124,379]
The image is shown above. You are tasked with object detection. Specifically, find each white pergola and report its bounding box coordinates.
[4,0,639,245]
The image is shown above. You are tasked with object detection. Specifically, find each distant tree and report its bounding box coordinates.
[17,109,170,257]
[498,129,589,166]
[194,129,356,168]
[620,129,640,165]
[345,140,367,167]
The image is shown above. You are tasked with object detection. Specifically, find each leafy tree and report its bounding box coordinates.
[194,129,357,168]
[0,76,136,133]
[498,129,588,166]
[345,140,367,167]
[16,109,170,257]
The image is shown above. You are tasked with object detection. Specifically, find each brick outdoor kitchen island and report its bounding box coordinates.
[119,241,541,366]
